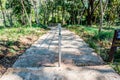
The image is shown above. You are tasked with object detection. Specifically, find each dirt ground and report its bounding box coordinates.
[0,35,39,76]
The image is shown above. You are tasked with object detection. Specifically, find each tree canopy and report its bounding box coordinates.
[0,0,119,28]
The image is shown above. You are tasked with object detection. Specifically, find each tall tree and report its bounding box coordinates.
[99,0,103,33]
[21,0,32,27]
[30,0,40,25]
[0,0,7,27]
[81,0,100,25]
[6,0,31,25]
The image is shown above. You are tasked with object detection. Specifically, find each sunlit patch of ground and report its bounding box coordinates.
[0,27,47,75]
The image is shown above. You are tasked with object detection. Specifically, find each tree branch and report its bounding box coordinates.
[91,0,100,14]
[81,0,87,9]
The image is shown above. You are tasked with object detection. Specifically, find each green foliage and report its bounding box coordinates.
[6,0,31,15]
[92,31,114,41]
[6,40,14,46]
[6,0,31,25]
[114,50,120,62]
[0,25,46,41]
[65,25,120,73]
[111,62,120,74]
[65,25,115,57]
[0,0,120,27]
[66,24,119,74]
[86,40,98,52]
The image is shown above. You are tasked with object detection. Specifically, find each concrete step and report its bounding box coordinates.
[0,65,120,80]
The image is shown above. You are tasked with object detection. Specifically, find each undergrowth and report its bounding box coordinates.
[0,25,47,57]
[65,25,120,74]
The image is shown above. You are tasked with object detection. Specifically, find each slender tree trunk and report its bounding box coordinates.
[43,10,46,25]
[55,0,57,23]
[51,1,53,23]
[0,0,7,27]
[87,1,93,26]
[62,1,65,25]
[39,0,42,24]
[43,6,47,25]
[35,3,39,25]
[87,10,94,26]
[62,8,64,24]
[78,10,80,25]
[55,8,57,23]
[99,0,103,33]
[30,0,39,25]
[78,9,85,25]
[52,9,53,22]
[21,0,32,27]
[7,12,13,27]
[46,2,48,25]
[73,10,76,24]
[86,0,100,26]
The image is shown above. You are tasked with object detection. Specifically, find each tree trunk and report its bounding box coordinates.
[43,10,46,25]
[0,0,7,27]
[86,3,93,26]
[86,0,93,26]
[21,0,32,27]
[73,10,76,24]
[87,10,93,26]
[78,10,80,25]
[7,12,13,27]
[52,9,54,22]
[86,0,100,26]
[99,0,103,33]
[43,5,47,25]
[30,0,39,25]
[62,6,65,25]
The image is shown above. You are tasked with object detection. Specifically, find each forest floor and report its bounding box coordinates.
[0,27,47,76]
[0,27,120,80]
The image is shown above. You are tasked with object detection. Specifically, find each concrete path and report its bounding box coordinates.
[0,27,120,80]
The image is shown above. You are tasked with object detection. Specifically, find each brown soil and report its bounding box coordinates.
[0,35,39,76]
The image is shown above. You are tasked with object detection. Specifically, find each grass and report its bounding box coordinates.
[0,26,47,55]
[65,25,120,74]
[0,25,47,68]
[0,27,45,41]
[66,25,114,50]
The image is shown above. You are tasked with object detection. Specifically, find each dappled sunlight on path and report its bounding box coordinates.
[0,26,120,80]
